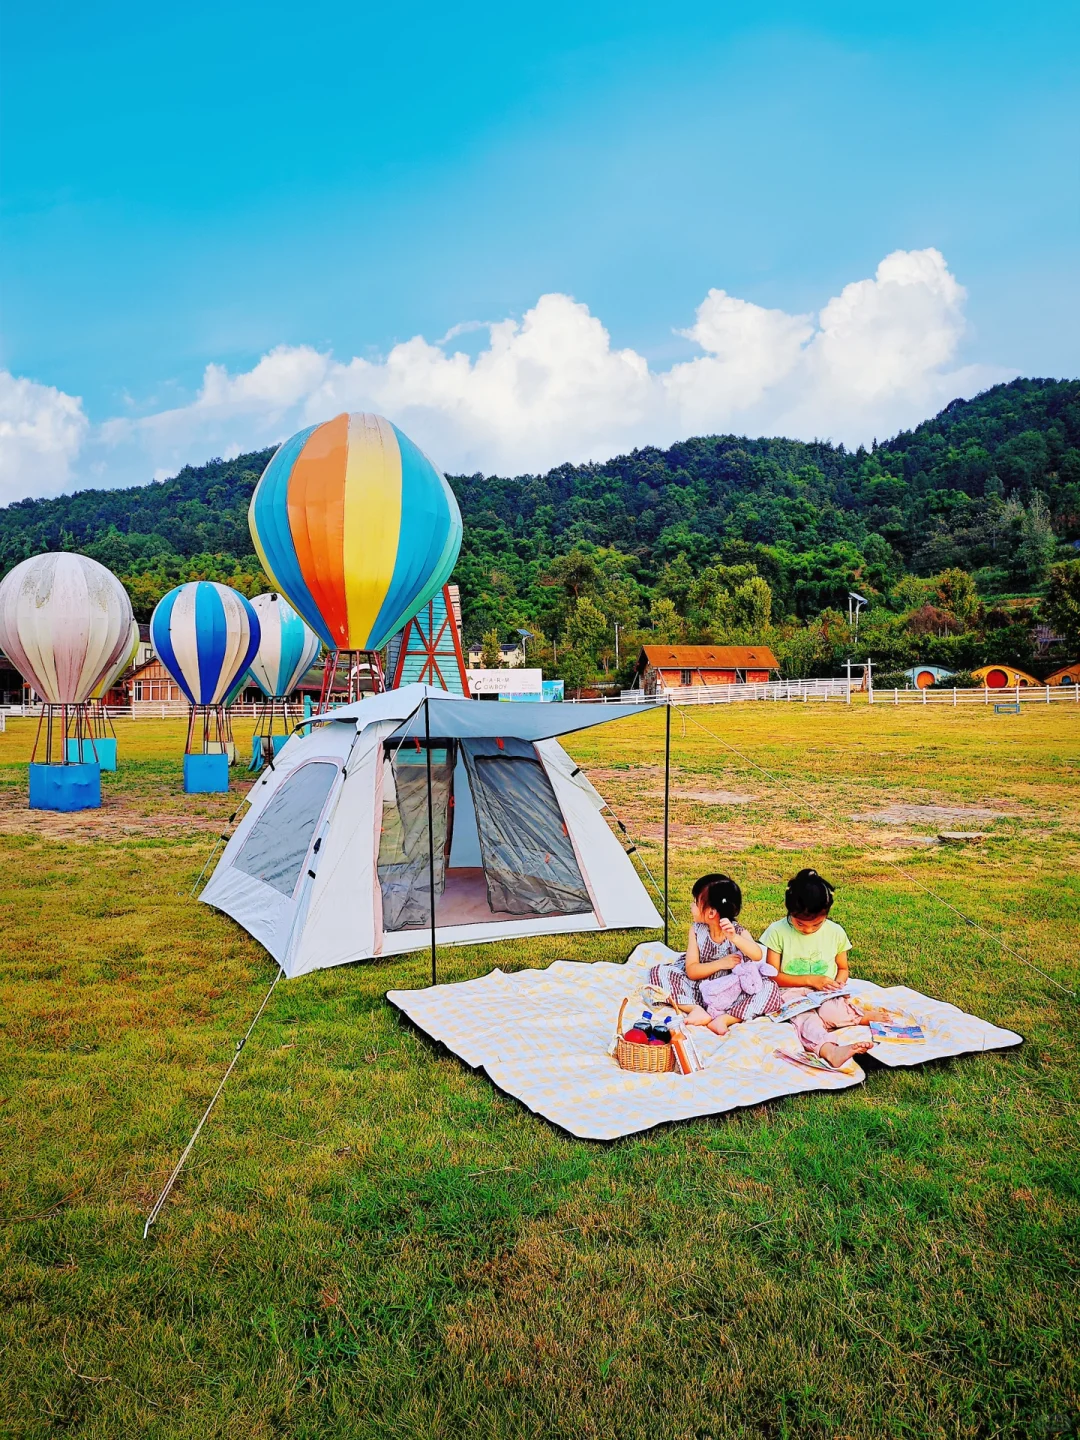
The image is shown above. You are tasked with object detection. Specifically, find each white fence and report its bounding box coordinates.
[613,679,853,705]
[0,701,305,721]
[2,685,1074,719]
[868,684,1079,706]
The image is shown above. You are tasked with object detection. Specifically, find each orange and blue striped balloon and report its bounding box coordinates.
[247,413,462,653]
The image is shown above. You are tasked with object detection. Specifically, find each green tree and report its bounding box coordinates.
[1014,493,1056,587]
[556,648,593,698]
[732,576,772,630]
[936,568,981,625]
[564,596,608,664]
[1044,561,1080,653]
[480,628,503,668]
[648,596,685,643]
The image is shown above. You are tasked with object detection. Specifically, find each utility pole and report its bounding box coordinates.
[614,623,620,667]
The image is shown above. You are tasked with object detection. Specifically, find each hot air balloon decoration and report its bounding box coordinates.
[76,615,142,769]
[248,412,461,707]
[247,592,321,767]
[0,552,135,810]
[150,582,261,793]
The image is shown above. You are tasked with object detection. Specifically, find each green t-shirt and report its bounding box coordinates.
[759,917,851,978]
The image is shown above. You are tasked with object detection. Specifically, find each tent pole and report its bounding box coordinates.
[425,697,437,987]
[663,699,671,947]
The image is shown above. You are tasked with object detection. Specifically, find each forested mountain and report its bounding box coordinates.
[2,377,1078,682]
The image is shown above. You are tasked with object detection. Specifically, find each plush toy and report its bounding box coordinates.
[698,958,779,1020]
[731,957,778,994]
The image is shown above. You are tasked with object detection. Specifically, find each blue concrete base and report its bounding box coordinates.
[249,733,288,771]
[29,762,102,812]
[65,737,117,771]
[184,752,230,793]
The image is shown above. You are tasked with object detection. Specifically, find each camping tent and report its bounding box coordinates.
[200,684,663,978]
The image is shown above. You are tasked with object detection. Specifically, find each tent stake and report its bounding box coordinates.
[142,968,282,1239]
[425,698,437,987]
[663,699,671,947]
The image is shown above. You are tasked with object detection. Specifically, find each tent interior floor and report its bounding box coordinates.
[395,866,533,929]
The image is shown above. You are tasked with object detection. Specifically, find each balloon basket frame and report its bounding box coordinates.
[88,699,118,741]
[318,650,384,712]
[254,696,295,740]
[185,703,235,755]
[31,703,105,770]
[183,706,236,792]
[250,697,294,771]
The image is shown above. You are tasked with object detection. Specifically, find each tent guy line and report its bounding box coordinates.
[142,968,284,1239]
[678,706,1078,1004]
[141,684,666,1234]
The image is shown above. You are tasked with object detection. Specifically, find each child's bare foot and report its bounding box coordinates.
[708,1015,737,1037]
[819,1039,873,1069]
[685,1006,711,1026]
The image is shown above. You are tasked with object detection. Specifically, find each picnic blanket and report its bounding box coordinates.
[386,942,1023,1140]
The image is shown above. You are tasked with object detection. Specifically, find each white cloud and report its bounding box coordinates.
[0,248,1013,498]
[0,373,89,502]
[665,290,815,421]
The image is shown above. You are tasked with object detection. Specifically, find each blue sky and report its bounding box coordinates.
[1,0,1077,497]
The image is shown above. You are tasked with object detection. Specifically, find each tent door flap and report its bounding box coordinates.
[460,738,591,917]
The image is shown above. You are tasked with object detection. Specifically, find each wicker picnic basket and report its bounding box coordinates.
[613,997,675,1074]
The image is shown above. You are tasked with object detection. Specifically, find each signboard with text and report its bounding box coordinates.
[466,668,543,695]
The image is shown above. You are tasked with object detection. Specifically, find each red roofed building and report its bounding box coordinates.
[633,644,780,693]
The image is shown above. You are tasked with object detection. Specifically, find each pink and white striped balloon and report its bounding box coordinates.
[0,553,135,704]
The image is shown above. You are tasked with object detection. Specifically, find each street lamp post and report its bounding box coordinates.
[847,591,868,647]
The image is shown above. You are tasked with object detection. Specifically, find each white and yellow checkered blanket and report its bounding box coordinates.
[386,942,1022,1140]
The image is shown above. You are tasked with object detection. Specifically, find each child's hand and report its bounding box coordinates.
[717,917,736,938]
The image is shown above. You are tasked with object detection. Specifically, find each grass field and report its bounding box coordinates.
[1,702,1077,1439]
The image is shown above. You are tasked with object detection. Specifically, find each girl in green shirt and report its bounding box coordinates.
[760,869,851,992]
[762,869,881,1069]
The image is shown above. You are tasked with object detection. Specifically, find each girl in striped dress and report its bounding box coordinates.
[648,874,762,1018]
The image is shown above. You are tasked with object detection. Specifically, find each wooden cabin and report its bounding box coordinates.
[0,649,24,706]
[127,658,184,704]
[634,645,780,693]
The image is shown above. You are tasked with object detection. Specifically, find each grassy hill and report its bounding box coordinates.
[1,378,1077,677]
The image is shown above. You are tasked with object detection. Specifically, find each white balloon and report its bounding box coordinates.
[0,553,134,704]
[90,615,141,700]
[247,593,322,698]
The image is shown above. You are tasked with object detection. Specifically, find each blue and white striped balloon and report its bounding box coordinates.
[247,592,322,699]
[150,582,261,706]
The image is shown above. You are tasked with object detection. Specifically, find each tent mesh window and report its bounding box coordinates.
[460,738,591,917]
[378,746,453,930]
[233,760,338,896]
